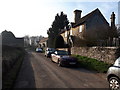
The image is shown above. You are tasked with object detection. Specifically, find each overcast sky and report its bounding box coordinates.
[0,0,119,37]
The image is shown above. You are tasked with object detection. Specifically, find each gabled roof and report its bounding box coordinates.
[72,8,109,28]
[39,37,48,43]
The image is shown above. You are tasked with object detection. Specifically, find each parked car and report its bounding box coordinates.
[51,50,78,67]
[45,48,55,57]
[36,48,43,53]
[107,57,120,90]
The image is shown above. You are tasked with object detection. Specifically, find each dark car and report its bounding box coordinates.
[107,57,120,90]
[51,50,78,67]
[45,48,55,57]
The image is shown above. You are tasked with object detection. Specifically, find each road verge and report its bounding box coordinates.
[2,46,25,89]
[73,55,112,73]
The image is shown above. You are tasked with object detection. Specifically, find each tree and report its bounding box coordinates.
[47,12,69,48]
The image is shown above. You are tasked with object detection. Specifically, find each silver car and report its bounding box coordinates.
[107,57,120,90]
[45,48,55,57]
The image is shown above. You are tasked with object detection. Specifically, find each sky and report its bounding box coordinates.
[0,0,119,37]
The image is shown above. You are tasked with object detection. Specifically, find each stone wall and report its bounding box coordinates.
[71,47,119,64]
[2,30,24,47]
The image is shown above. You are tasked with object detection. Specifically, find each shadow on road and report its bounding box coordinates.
[62,65,98,74]
[14,52,36,88]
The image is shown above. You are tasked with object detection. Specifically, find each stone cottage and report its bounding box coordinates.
[39,37,48,48]
[61,8,110,47]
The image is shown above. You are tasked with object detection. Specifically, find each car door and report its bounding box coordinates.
[114,57,120,77]
[55,54,60,63]
[52,51,59,63]
[51,53,56,62]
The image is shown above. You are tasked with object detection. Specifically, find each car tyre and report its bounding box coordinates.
[58,60,62,67]
[51,58,54,62]
[109,77,120,90]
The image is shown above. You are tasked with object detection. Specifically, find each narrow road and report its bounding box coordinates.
[14,50,109,88]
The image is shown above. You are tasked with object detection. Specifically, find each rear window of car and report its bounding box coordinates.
[47,48,55,51]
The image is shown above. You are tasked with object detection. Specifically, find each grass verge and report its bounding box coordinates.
[73,55,112,73]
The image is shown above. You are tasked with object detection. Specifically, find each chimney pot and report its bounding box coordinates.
[110,12,115,27]
[74,10,82,23]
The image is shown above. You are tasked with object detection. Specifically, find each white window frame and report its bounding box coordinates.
[70,29,72,35]
[79,25,82,32]
[65,31,67,37]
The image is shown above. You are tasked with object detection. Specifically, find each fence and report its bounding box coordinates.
[97,37,120,47]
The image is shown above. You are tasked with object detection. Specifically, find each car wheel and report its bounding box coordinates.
[58,60,62,67]
[109,77,120,90]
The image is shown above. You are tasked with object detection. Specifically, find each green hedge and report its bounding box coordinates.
[74,55,112,73]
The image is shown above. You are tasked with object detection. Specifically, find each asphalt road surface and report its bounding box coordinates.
[14,50,109,88]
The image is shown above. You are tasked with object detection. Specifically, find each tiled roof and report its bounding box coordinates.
[72,8,109,28]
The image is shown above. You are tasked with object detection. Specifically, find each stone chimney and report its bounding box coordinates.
[74,10,82,23]
[110,12,118,38]
[110,12,115,28]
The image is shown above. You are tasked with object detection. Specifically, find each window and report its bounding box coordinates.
[79,25,82,32]
[70,29,72,35]
[65,31,67,37]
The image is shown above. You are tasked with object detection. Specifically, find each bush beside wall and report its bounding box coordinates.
[71,47,119,64]
[74,55,111,73]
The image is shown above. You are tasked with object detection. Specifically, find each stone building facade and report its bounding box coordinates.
[61,8,111,47]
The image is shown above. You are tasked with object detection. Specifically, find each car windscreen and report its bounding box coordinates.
[57,51,68,55]
[38,48,42,50]
[48,48,55,51]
